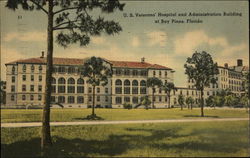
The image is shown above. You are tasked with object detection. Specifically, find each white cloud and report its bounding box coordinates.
[147,31,167,47]
[3,31,46,42]
[174,30,248,58]
[131,36,140,47]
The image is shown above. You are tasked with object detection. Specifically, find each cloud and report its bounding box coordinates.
[147,31,167,47]
[174,30,248,58]
[3,31,46,42]
[131,36,140,47]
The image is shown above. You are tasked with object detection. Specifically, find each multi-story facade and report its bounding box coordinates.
[5,53,247,108]
[5,54,175,108]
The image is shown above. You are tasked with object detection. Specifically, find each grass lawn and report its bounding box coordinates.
[1,108,249,123]
[1,121,249,157]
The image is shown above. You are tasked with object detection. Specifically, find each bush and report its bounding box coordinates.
[123,103,132,110]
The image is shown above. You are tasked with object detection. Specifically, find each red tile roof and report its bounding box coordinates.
[6,57,172,70]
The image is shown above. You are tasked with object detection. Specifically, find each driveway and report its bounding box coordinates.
[1,118,248,128]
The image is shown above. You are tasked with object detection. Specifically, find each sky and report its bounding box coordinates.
[0,0,249,86]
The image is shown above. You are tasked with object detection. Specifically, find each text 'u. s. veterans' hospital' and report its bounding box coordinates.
[4,52,248,108]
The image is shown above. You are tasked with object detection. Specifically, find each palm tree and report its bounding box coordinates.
[81,57,112,117]
[178,94,185,110]
[186,96,194,110]
[163,82,176,108]
[147,77,163,108]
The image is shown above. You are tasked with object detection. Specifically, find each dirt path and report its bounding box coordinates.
[1,118,248,128]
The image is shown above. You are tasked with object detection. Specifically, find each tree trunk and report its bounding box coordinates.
[168,94,171,109]
[41,0,53,151]
[191,103,193,110]
[181,104,183,110]
[92,85,95,116]
[152,88,155,109]
[201,90,204,117]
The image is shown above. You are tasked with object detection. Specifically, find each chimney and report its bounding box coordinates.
[141,57,145,63]
[224,63,228,68]
[40,51,45,58]
[237,59,243,66]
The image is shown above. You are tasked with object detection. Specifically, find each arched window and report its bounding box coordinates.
[140,80,146,86]
[115,79,122,86]
[52,77,56,84]
[124,80,130,86]
[68,78,75,84]
[132,80,138,86]
[58,78,66,84]
[77,78,84,84]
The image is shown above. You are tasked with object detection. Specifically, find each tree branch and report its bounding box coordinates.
[29,0,48,14]
[53,20,79,30]
[53,7,79,15]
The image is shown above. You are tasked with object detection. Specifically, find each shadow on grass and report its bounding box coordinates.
[184,115,219,118]
[74,114,104,121]
[2,126,246,157]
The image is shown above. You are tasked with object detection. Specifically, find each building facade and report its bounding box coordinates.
[5,54,247,108]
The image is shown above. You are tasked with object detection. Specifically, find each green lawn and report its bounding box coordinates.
[1,108,249,123]
[1,121,249,157]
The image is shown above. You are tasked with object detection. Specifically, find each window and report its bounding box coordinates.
[124,87,130,94]
[153,71,156,76]
[53,67,58,73]
[38,95,42,101]
[31,75,34,81]
[31,65,35,72]
[124,97,130,103]
[51,96,56,103]
[22,64,26,72]
[88,96,92,102]
[159,88,162,94]
[97,87,100,93]
[115,87,122,94]
[115,79,122,86]
[140,80,146,86]
[39,75,42,82]
[77,86,84,93]
[165,96,168,102]
[115,69,122,75]
[22,85,26,92]
[140,87,146,94]
[105,96,108,102]
[58,96,65,103]
[68,96,75,103]
[11,85,15,92]
[124,80,130,86]
[165,71,168,76]
[132,97,138,104]
[68,78,75,84]
[97,96,100,102]
[186,91,189,96]
[52,77,56,84]
[58,78,66,84]
[105,88,108,93]
[12,76,15,83]
[58,86,65,93]
[116,97,122,104]
[132,80,138,86]
[159,96,162,102]
[30,85,34,92]
[132,70,138,76]
[207,91,210,96]
[39,65,42,73]
[124,69,130,75]
[38,85,42,92]
[88,87,92,93]
[77,96,84,103]
[58,66,65,73]
[132,87,138,94]
[11,95,15,101]
[68,67,75,74]
[30,95,34,101]
[22,95,26,100]
[77,78,84,84]
[140,70,147,76]
[12,66,15,74]
[68,86,75,93]
[159,71,161,76]
[22,75,26,81]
